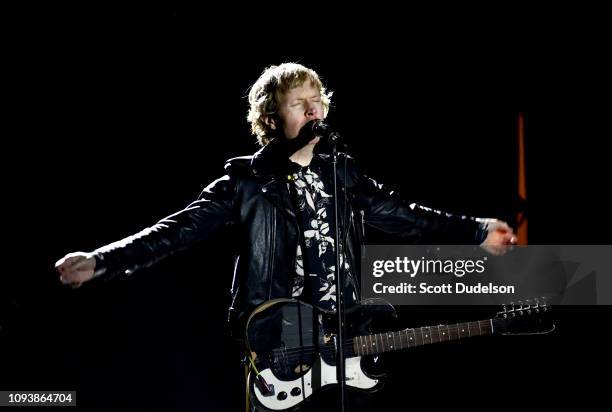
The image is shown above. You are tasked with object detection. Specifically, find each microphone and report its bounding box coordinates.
[269,120,340,157]
[312,120,341,143]
[251,119,343,174]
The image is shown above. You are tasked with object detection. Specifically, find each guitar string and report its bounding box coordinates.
[261,323,493,364]
[273,320,492,355]
[252,312,547,366]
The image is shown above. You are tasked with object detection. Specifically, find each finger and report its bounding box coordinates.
[497,234,516,245]
[63,256,92,273]
[63,255,83,268]
[56,262,71,276]
[60,272,84,285]
[54,256,69,269]
[489,246,504,256]
[498,221,511,229]
[496,222,513,232]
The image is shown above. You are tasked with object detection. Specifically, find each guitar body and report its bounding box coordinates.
[245,297,553,410]
[246,299,391,411]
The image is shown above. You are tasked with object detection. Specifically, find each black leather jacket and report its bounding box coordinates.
[93,144,487,334]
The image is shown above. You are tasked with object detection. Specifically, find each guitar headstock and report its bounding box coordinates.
[493,297,555,335]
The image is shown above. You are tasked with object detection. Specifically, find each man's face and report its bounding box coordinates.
[271,80,324,142]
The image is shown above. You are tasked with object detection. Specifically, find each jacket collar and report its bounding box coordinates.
[250,138,332,179]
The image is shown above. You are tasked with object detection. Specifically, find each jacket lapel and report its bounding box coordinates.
[261,178,298,222]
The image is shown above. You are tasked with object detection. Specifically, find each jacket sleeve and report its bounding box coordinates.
[346,156,487,245]
[92,174,236,279]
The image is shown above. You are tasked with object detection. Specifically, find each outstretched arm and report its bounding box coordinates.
[347,156,516,248]
[55,175,236,286]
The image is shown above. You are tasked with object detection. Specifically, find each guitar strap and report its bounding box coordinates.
[310,312,322,392]
[244,357,251,412]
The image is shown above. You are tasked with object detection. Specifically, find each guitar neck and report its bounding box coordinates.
[353,319,494,356]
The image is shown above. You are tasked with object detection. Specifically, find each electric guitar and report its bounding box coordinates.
[246,298,553,411]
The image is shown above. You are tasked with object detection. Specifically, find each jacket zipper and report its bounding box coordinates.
[359,209,366,241]
[267,208,276,299]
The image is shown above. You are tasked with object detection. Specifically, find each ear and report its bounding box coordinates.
[263,115,277,130]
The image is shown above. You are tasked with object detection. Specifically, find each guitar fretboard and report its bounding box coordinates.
[353,319,494,356]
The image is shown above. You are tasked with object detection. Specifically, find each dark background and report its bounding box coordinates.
[2,6,610,411]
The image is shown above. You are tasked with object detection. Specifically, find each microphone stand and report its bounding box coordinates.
[328,130,348,412]
[261,121,349,410]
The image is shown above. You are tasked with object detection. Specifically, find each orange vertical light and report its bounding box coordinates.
[517,112,528,244]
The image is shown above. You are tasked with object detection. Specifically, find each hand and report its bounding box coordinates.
[55,252,97,287]
[478,218,517,256]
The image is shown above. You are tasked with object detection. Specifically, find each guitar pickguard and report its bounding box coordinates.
[251,355,379,411]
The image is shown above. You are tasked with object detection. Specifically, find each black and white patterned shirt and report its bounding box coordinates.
[288,158,357,312]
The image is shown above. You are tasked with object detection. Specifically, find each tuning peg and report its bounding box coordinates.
[530,301,538,314]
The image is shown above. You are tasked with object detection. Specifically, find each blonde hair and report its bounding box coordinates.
[247,63,332,146]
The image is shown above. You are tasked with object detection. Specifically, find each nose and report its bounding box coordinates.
[305,102,318,119]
